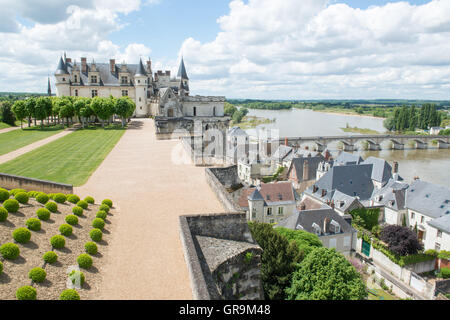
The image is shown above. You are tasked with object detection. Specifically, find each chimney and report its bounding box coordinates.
[147,60,152,72]
[300,203,306,211]
[81,57,87,73]
[331,200,335,209]
[285,138,288,146]
[166,70,171,76]
[110,59,115,73]
[66,58,72,64]
[321,189,327,197]
[323,217,330,234]
[305,146,309,150]
[393,161,399,174]
[414,176,420,180]
[313,185,318,193]
[303,160,309,181]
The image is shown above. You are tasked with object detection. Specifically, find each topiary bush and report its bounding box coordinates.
[77,253,93,269]
[99,204,110,213]
[3,199,19,213]
[28,267,46,283]
[50,235,65,249]
[36,192,49,204]
[84,196,95,204]
[43,251,58,264]
[16,286,37,300]
[68,270,85,286]
[65,214,79,226]
[89,228,103,242]
[67,194,80,204]
[102,199,113,208]
[76,200,88,210]
[0,243,20,260]
[0,188,10,202]
[96,210,107,220]
[47,193,55,200]
[36,208,51,221]
[45,201,58,213]
[27,191,39,198]
[92,218,105,230]
[10,189,26,196]
[439,267,450,279]
[60,289,80,300]
[53,193,67,204]
[0,207,8,222]
[72,206,83,217]
[85,241,98,255]
[59,224,73,237]
[0,261,2,275]
[26,218,41,231]
[14,192,29,204]
[12,227,32,244]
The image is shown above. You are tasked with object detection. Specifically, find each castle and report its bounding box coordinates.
[54,54,230,138]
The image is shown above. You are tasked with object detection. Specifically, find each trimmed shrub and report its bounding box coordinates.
[43,251,58,264]
[3,199,19,213]
[77,200,88,210]
[45,201,58,213]
[60,289,80,300]
[16,286,37,300]
[439,267,450,279]
[36,208,51,221]
[67,194,80,204]
[85,241,98,255]
[102,199,113,208]
[14,192,29,204]
[84,196,95,204]
[26,218,41,231]
[0,207,8,222]
[68,270,85,286]
[59,224,73,237]
[36,192,49,204]
[47,193,55,200]
[28,267,46,283]
[53,193,67,204]
[10,188,26,196]
[50,235,65,249]
[12,227,32,244]
[72,206,83,217]
[89,228,103,242]
[27,191,39,198]
[0,261,2,274]
[96,210,107,220]
[0,243,20,260]
[65,214,79,226]
[0,188,10,202]
[99,204,110,213]
[92,218,105,230]
[77,253,93,269]
[424,249,438,257]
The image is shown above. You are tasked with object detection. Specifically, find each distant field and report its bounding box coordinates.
[0,126,64,156]
[0,125,126,186]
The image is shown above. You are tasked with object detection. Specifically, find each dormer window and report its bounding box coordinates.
[91,75,97,84]
[330,220,340,234]
[74,75,78,83]
[121,76,128,84]
[312,223,321,236]
[378,195,383,201]
[296,224,303,230]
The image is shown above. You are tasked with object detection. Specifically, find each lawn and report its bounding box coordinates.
[0,126,65,156]
[0,122,11,129]
[0,125,126,186]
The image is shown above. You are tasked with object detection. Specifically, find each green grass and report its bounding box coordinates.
[0,122,11,129]
[0,126,65,156]
[234,116,275,129]
[0,125,126,186]
[340,126,380,135]
[367,288,398,300]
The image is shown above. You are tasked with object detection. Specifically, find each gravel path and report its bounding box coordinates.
[0,126,20,134]
[75,119,224,300]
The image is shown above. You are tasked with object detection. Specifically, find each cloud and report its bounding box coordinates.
[180,0,450,99]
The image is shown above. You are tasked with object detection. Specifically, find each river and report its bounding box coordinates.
[243,108,450,187]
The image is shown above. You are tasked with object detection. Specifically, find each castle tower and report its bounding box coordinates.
[134,58,148,117]
[47,77,52,96]
[177,57,190,96]
[54,56,70,97]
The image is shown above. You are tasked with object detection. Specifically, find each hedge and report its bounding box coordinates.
[92,218,105,230]
[59,224,73,237]
[72,206,83,217]
[0,188,9,202]
[36,208,51,221]
[26,218,42,231]
[3,199,19,213]
[0,207,8,222]
[438,250,450,260]
[85,241,98,255]
[60,289,80,300]
[84,196,95,204]
[10,188,26,196]
[43,251,58,264]
[96,210,107,220]
[65,214,79,226]
[50,235,66,249]
[89,228,103,242]
[16,286,37,300]
[14,192,29,204]
[77,253,93,269]
[45,201,58,213]
[68,270,85,286]
[12,227,32,244]
[102,199,113,208]
[67,194,80,204]
[0,243,20,260]
[53,193,67,204]
[77,200,88,210]
[99,204,110,213]
[28,267,46,283]
[36,192,49,204]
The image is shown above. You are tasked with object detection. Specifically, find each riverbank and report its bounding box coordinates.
[312,108,387,120]
[234,115,275,129]
[340,126,380,135]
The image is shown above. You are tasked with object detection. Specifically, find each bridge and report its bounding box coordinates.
[273,134,450,152]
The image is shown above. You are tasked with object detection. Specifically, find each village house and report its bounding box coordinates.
[276,207,357,256]
[238,182,301,224]
[237,158,277,186]
[370,178,409,225]
[286,154,324,193]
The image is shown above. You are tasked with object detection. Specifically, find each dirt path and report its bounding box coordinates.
[0,126,20,134]
[0,129,76,165]
[74,119,224,300]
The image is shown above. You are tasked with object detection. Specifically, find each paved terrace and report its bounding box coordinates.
[75,119,224,300]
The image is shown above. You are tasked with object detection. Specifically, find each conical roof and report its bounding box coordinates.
[177,57,189,80]
[47,77,51,96]
[55,56,68,75]
[135,58,147,77]
[248,189,264,201]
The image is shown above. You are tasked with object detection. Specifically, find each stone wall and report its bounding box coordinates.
[0,173,73,194]
[179,213,264,300]
[205,166,244,213]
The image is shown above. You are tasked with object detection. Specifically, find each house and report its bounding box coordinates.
[361,157,393,189]
[370,178,409,225]
[282,148,323,168]
[334,152,363,166]
[227,127,249,164]
[330,190,364,217]
[270,145,293,165]
[286,155,324,193]
[276,207,357,256]
[238,182,301,224]
[430,127,444,135]
[237,158,276,186]
[405,179,450,252]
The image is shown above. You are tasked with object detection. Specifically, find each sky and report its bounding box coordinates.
[0,0,449,100]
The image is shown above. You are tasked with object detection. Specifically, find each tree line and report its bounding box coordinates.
[383,104,443,132]
[8,96,136,129]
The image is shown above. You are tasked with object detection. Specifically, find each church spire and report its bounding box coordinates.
[177,56,189,80]
[47,77,52,96]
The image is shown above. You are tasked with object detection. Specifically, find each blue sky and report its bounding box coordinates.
[0,0,449,99]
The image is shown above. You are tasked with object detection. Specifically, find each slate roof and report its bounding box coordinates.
[334,152,363,166]
[405,180,450,219]
[277,208,353,235]
[298,197,328,211]
[428,214,450,234]
[371,178,409,211]
[55,56,69,75]
[362,157,392,184]
[228,126,248,137]
[177,57,189,80]
[283,149,323,163]
[331,190,362,212]
[288,156,323,182]
[135,59,147,76]
[271,145,293,162]
[238,182,300,208]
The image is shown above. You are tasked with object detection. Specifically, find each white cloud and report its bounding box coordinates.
[180,0,450,99]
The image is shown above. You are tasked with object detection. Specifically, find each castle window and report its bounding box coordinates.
[91,75,97,84]
[74,75,78,83]
[139,97,142,102]
[193,107,197,116]
[121,76,128,84]
[74,89,78,97]
[437,230,442,238]
[62,78,65,82]
[122,90,128,97]
[278,207,284,215]
[267,208,272,216]
[91,90,98,98]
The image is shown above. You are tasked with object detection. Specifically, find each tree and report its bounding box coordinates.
[224,102,237,117]
[0,101,16,126]
[349,208,380,231]
[379,225,423,256]
[73,98,86,124]
[35,97,51,129]
[286,247,367,300]
[91,97,114,127]
[24,97,36,127]
[274,227,323,258]
[79,101,94,128]
[248,222,302,300]
[115,97,135,127]
[58,98,74,127]
[12,100,27,129]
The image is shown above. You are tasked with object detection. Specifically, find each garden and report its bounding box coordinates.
[0,187,115,300]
